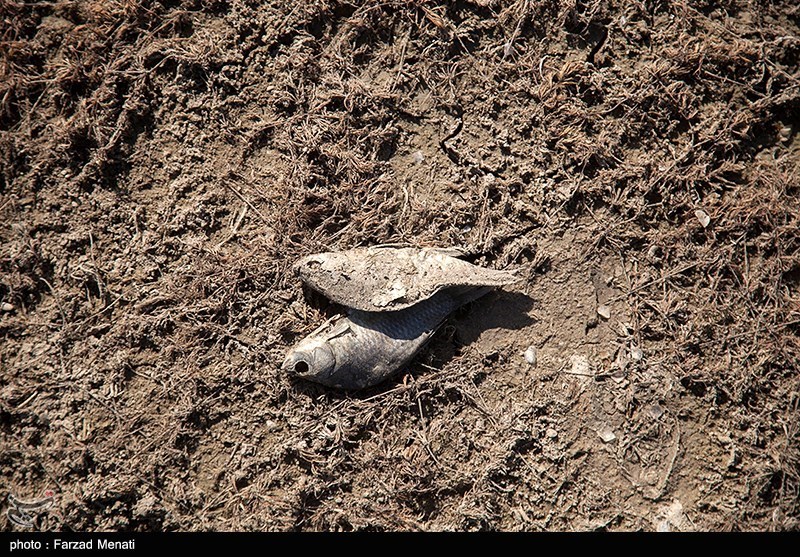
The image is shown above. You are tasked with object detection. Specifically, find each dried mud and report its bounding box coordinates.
[1,0,799,531]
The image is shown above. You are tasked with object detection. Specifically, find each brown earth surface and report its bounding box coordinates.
[1,0,799,531]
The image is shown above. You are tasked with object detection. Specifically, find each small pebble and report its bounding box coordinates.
[646,404,664,420]
[695,209,711,228]
[1,303,14,312]
[411,150,425,163]
[546,428,558,439]
[597,425,616,443]
[611,368,627,384]
[597,305,611,320]
[630,346,643,361]
[523,345,537,366]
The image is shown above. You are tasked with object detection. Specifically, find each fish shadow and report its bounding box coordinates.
[449,289,536,346]
[418,289,535,381]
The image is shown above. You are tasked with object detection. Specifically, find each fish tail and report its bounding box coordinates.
[487,267,522,285]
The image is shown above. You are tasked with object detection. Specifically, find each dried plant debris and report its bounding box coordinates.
[1,0,799,532]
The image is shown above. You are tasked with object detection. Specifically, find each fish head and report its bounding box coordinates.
[282,336,336,381]
[294,252,341,277]
[293,252,347,292]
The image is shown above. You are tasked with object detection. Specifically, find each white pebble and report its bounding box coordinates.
[597,305,611,319]
[1,303,14,312]
[695,209,711,228]
[597,425,616,443]
[524,346,537,366]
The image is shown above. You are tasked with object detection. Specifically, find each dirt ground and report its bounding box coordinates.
[1,0,799,531]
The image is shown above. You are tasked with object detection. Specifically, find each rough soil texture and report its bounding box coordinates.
[1,0,799,531]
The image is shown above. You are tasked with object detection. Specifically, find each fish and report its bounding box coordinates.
[282,286,491,389]
[294,246,519,312]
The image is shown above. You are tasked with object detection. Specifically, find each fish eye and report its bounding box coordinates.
[294,360,310,374]
[303,256,325,269]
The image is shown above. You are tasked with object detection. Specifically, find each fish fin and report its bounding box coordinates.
[323,315,353,341]
[305,314,351,340]
[369,244,466,258]
[461,265,522,287]
[367,242,413,250]
[428,246,467,258]
[493,268,523,285]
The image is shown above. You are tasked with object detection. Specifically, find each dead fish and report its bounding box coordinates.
[282,286,491,390]
[294,245,519,312]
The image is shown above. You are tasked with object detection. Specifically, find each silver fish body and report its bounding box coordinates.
[282,286,490,389]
